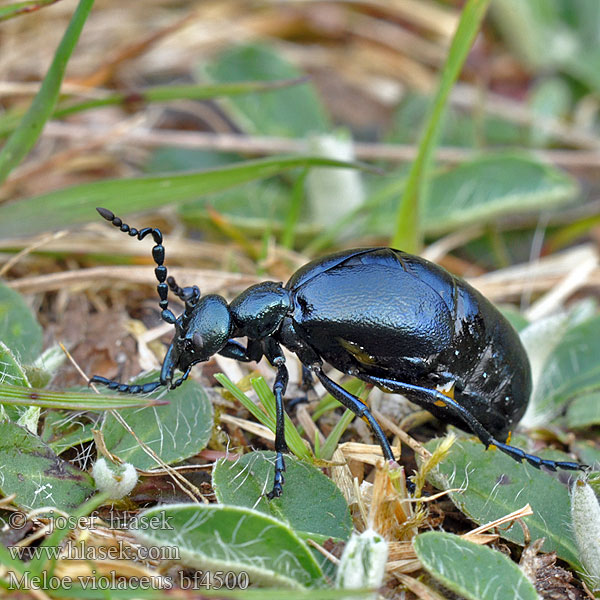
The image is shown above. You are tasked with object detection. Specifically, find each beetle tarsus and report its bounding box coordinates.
[267,453,286,500]
[89,375,163,394]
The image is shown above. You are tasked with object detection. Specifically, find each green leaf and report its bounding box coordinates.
[0,421,94,510]
[0,343,30,422]
[0,342,29,387]
[414,531,540,600]
[423,154,578,234]
[528,77,571,147]
[0,155,367,239]
[573,440,600,471]
[387,91,524,148]
[0,281,42,362]
[491,0,562,70]
[24,344,66,388]
[133,503,324,588]
[527,313,600,426]
[0,0,93,184]
[566,392,600,429]
[212,451,352,543]
[205,43,330,137]
[42,410,96,455]
[46,586,364,600]
[392,0,491,251]
[425,436,581,569]
[101,379,212,469]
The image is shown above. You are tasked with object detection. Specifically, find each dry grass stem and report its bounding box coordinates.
[220,413,275,442]
[465,504,534,537]
[7,266,260,295]
[38,122,600,168]
[0,230,67,277]
[371,409,432,462]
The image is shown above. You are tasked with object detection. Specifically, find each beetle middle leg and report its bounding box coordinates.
[285,366,314,412]
[311,365,396,463]
[362,374,585,472]
[261,338,290,499]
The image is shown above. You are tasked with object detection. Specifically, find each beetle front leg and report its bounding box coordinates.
[218,338,263,363]
[88,375,164,394]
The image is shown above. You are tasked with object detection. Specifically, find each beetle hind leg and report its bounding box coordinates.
[489,439,584,471]
[362,374,587,472]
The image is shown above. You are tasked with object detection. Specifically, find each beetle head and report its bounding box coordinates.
[169,294,232,373]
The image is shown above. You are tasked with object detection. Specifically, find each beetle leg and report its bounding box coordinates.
[362,374,585,472]
[284,366,314,412]
[311,365,395,463]
[218,339,263,362]
[166,276,202,332]
[262,338,290,499]
[301,365,313,391]
[88,375,163,394]
[170,366,192,389]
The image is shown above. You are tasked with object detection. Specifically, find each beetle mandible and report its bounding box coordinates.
[90,207,585,498]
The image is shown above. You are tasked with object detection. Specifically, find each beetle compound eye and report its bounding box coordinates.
[192,333,204,350]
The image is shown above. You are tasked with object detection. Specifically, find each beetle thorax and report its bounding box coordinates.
[229,282,291,339]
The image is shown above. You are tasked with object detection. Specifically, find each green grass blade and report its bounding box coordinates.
[0,155,368,238]
[251,377,312,461]
[214,374,312,462]
[318,380,366,460]
[282,168,307,249]
[215,373,276,430]
[0,383,167,410]
[0,78,308,138]
[320,409,355,461]
[0,0,94,184]
[0,0,59,21]
[391,0,491,252]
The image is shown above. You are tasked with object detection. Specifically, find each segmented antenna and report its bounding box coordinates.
[96,207,176,325]
[167,276,200,331]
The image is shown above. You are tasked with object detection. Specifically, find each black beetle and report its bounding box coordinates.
[90,208,585,498]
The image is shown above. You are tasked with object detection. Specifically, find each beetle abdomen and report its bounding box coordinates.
[289,248,455,378]
[449,280,531,437]
[288,247,531,440]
